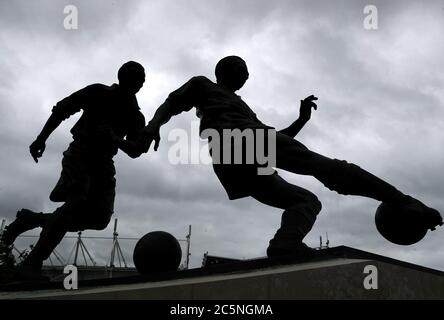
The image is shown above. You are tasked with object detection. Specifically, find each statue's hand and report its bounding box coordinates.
[299,95,318,122]
[29,138,46,163]
[139,124,161,153]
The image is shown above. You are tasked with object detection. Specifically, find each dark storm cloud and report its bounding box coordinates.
[1,0,443,269]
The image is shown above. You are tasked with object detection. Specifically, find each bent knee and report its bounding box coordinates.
[77,209,112,231]
[308,193,322,214]
[288,191,322,215]
[91,220,110,231]
[90,212,112,230]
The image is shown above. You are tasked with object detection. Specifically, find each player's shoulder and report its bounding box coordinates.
[85,83,108,89]
[189,75,213,85]
[80,83,110,94]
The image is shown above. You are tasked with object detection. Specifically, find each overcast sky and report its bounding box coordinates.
[1,0,443,271]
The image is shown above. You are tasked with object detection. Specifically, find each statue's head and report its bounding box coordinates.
[118,61,145,94]
[215,56,249,92]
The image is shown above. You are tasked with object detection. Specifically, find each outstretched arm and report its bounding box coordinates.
[117,137,145,159]
[100,130,147,159]
[148,100,175,130]
[139,100,175,152]
[139,76,203,153]
[29,113,63,163]
[29,86,91,162]
[279,95,318,138]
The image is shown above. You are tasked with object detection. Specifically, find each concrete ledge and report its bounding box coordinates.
[2,257,444,299]
[2,246,443,300]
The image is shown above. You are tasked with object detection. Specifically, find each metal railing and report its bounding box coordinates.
[0,218,192,270]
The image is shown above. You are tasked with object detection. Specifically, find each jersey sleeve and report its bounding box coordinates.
[166,76,206,116]
[51,84,99,120]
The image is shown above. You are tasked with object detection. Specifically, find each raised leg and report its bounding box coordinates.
[274,132,404,202]
[1,209,50,246]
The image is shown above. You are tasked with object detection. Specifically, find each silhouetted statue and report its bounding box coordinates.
[140,56,442,257]
[1,61,146,280]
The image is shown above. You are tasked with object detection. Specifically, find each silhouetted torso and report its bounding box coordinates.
[52,83,145,158]
[166,76,272,134]
[165,76,276,200]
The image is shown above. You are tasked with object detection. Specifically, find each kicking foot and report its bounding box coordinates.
[266,241,316,258]
[396,196,443,231]
[1,209,43,246]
